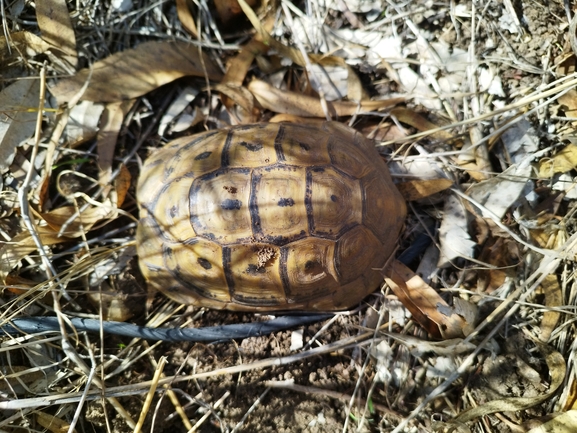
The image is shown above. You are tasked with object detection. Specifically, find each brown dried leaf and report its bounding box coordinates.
[39,204,117,237]
[224,39,269,87]
[0,203,117,283]
[176,0,198,38]
[36,412,76,433]
[384,260,473,339]
[0,31,52,63]
[0,230,69,283]
[35,0,77,68]
[390,107,454,142]
[50,41,223,104]
[539,274,562,342]
[214,83,258,122]
[115,164,131,208]
[248,79,402,118]
[395,178,453,201]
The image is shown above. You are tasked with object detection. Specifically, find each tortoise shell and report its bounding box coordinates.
[136,122,406,311]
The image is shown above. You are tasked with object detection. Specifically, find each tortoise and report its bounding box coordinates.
[136,121,406,311]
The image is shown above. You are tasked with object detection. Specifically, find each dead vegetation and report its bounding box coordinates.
[1,0,577,432]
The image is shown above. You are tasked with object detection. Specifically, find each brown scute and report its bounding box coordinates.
[136,122,406,311]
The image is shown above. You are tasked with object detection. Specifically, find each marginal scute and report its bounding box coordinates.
[136,121,406,311]
[282,237,338,302]
[152,176,197,243]
[336,225,384,283]
[362,170,407,242]
[329,135,376,179]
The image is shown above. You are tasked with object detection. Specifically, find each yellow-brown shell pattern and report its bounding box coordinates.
[136,122,406,311]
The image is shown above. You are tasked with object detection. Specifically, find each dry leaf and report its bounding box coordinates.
[115,164,131,207]
[158,87,201,136]
[248,79,402,118]
[237,0,370,101]
[0,79,40,172]
[0,203,117,283]
[36,412,76,433]
[97,100,135,185]
[499,118,539,164]
[50,41,223,104]
[475,231,521,293]
[538,274,562,342]
[438,194,475,267]
[0,31,52,64]
[466,163,532,219]
[0,230,70,283]
[67,100,104,146]
[395,178,453,201]
[39,204,116,237]
[390,107,454,142]
[214,83,258,122]
[383,259,473,339]
[35,0,77,68]
[176,0,198,38]
[539,144,577,178]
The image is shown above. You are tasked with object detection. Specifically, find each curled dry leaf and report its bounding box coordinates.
[248,79,402,118]
[395,178,453,201]
[390,107,454,142]
[39,203,117,237]
[35,0,77,68]
[539,144,577,178]
[115,164,131,208]
[214,83,258,122]
[466,163,532,220]
[0,32,52,64]
[0,203,117,283]
[383,259,475,339]
[36,412,76,433]
[50,41,223,104]
[67,101,105,146]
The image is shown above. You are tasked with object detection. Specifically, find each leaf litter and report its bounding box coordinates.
[1,0,577,432]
